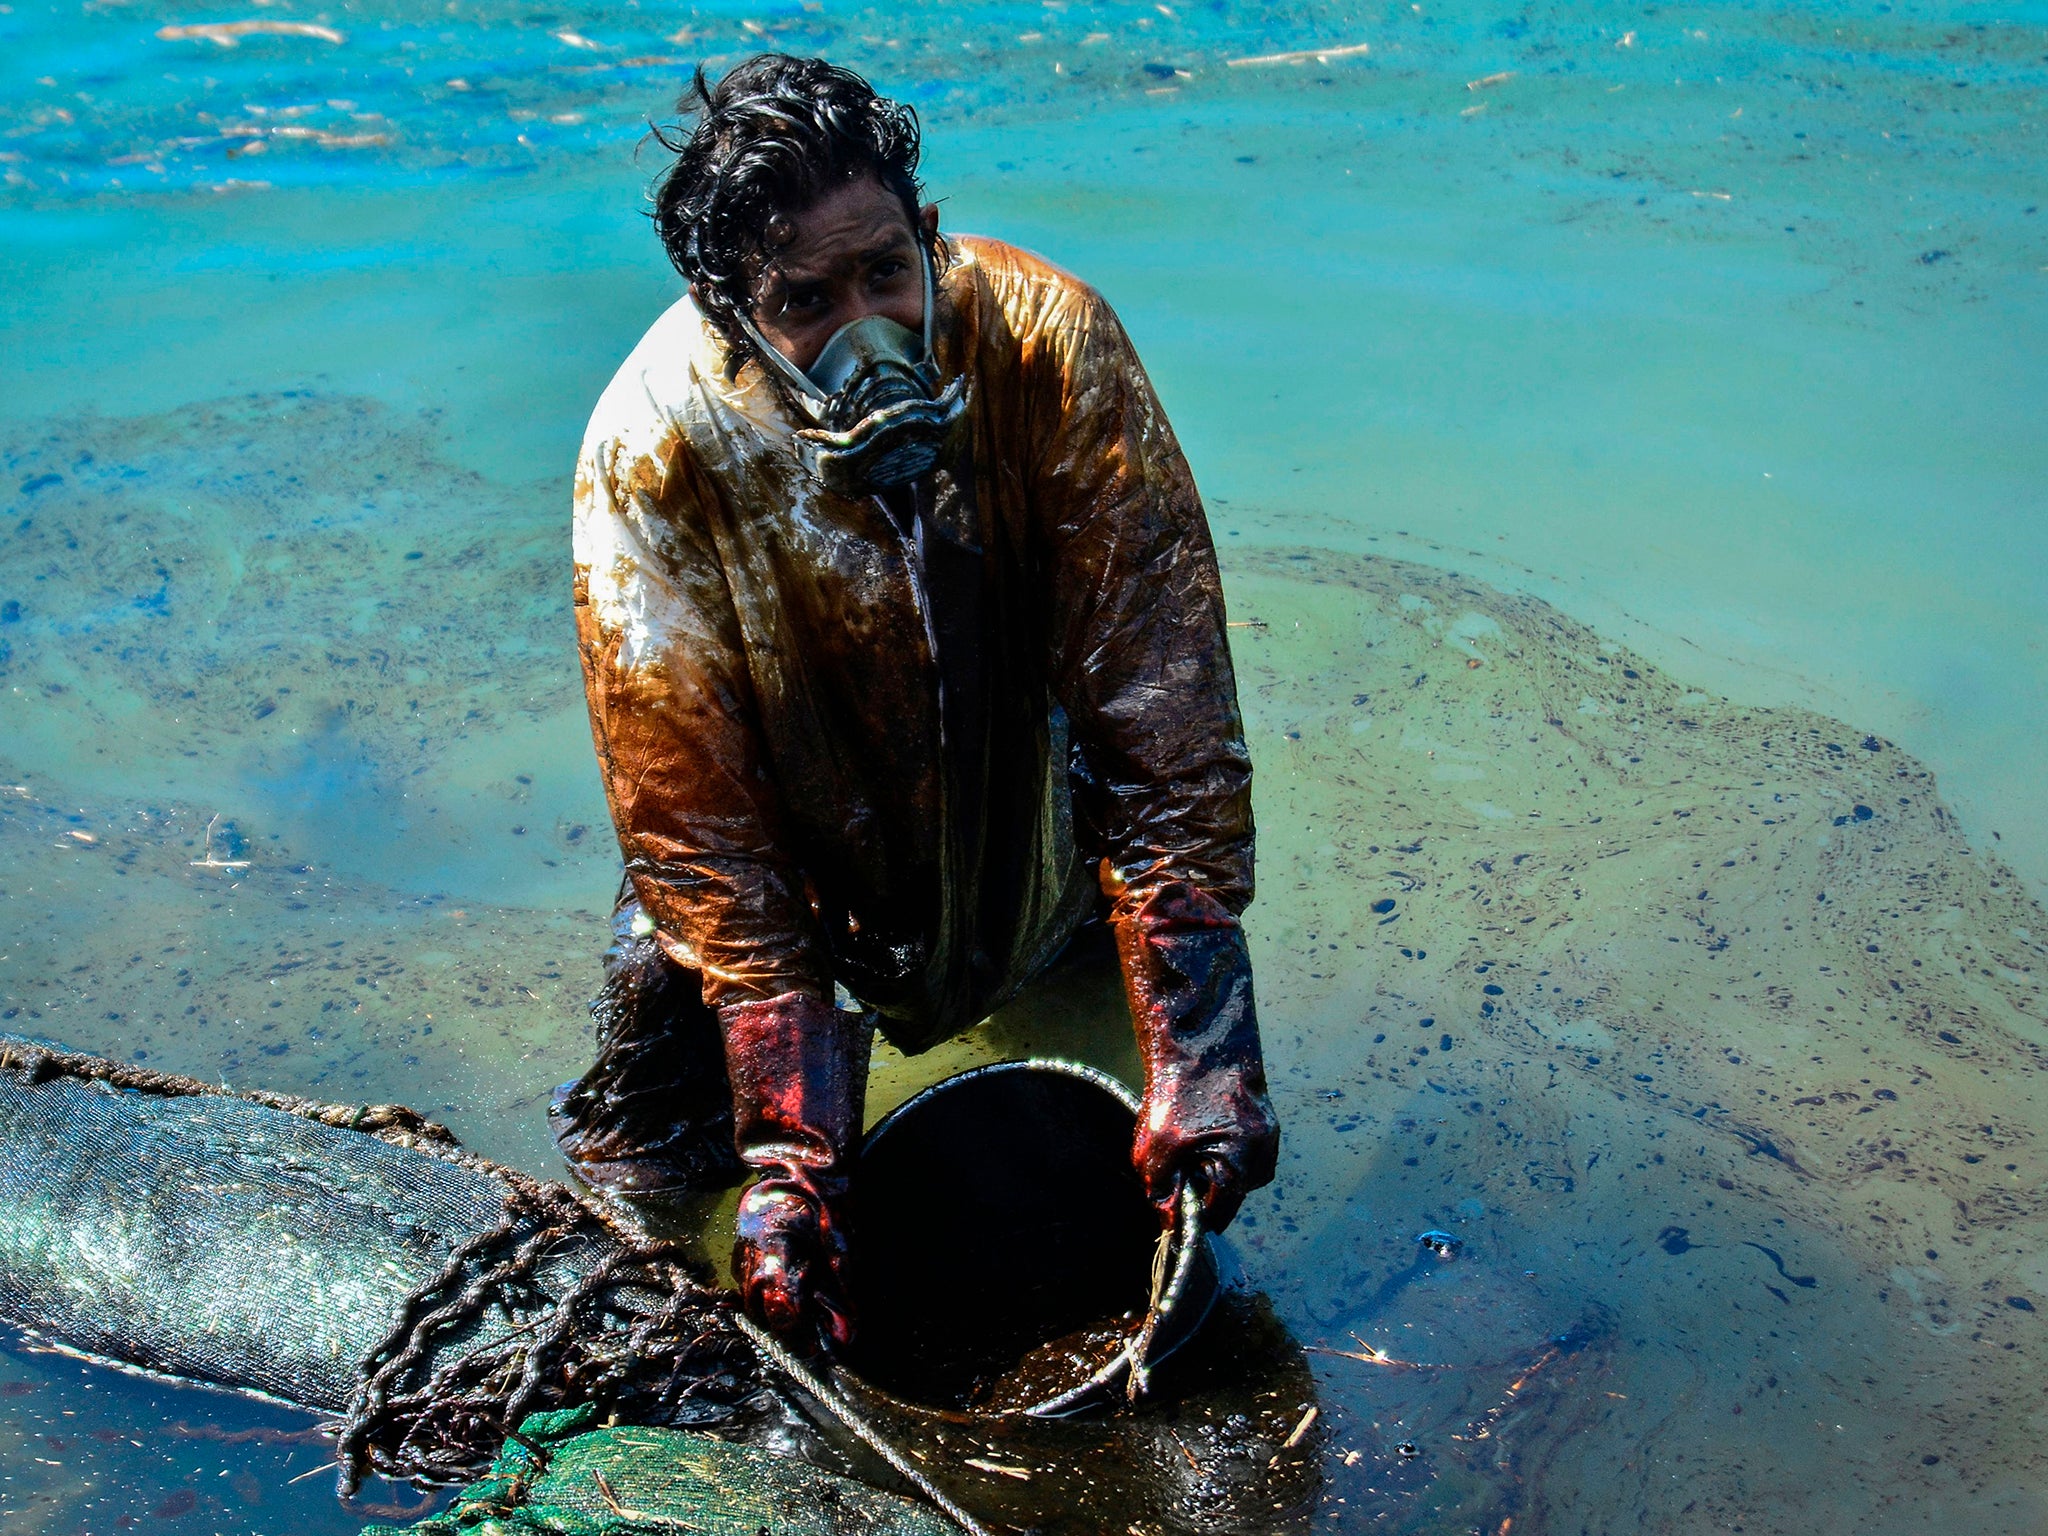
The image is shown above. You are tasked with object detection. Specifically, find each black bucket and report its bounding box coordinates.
[839,1060,1217,1418]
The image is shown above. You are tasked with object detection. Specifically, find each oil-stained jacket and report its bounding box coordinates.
[572,236,1252,1055]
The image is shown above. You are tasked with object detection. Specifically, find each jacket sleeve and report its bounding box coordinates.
[1024,280,1256,913]
[573,429,827,1007]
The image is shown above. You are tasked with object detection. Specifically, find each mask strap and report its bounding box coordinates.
[916,235,938,380]
[735,308,830,419]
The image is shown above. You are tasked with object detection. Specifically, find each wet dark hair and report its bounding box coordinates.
[650,55,930,357]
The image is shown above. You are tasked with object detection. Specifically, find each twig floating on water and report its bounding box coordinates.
[1228,41,1369,66]
[963,1458,1032,1481]
[157,20,345,46]
[1305,1332,1440,1370]
[1269,1405,1319,1467]
[190,813,251,871]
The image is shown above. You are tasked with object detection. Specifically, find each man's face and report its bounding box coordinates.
[740,174,940,374]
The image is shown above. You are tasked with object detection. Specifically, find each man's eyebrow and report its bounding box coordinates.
[756,219,914,294]
[858,230,915,262]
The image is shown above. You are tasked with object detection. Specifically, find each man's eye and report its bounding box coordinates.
[870,259,907,283]
[785,288,826,312]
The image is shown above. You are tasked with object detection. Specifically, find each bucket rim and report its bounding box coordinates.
[862,1056,1140,1147]
[846,1057,1215,1420]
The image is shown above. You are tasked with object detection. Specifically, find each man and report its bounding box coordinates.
[553,53,1278,1345]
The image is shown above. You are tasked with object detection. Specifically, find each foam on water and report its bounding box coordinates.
[2,1,2046,1531]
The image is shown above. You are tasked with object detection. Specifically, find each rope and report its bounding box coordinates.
[733,1314,996,1536]
[332,1190,759,1494]
[0,1041,460,1152]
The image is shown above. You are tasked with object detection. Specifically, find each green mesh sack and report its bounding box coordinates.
[361,1405,958,1536]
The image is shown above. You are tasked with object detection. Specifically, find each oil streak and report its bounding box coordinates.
[1742,1242,1818,1289]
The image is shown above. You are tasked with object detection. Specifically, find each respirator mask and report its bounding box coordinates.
[739,243,967,500]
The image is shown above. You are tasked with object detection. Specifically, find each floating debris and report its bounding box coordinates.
[963,1458,1032,1481]
[1282,1405,1318,1447]
[1306,1331,1437,1371]
[1227,41,1370,67]
[1416,1230,1463,1260]
[155,20,345,47]
[188,812,251,872]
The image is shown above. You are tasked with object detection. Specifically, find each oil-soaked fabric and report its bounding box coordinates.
[573,237,1253,1053]
[547,889,745,1195]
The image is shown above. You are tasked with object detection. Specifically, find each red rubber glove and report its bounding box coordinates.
[719,991,869,1347]
[1112,881,1280,1231]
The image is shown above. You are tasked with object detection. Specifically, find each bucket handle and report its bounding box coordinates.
[1125,1175,1193,1403]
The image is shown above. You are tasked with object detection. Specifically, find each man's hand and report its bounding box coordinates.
[733,1179,855,1346]
[719,990,871,1347]
[1112,880,1280,1233]
[1136,1113,1279,1234]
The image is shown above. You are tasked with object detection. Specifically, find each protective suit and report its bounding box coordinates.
[558,235,1275,1329]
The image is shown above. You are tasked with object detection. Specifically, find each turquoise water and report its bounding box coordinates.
[3,1,2046,1531]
